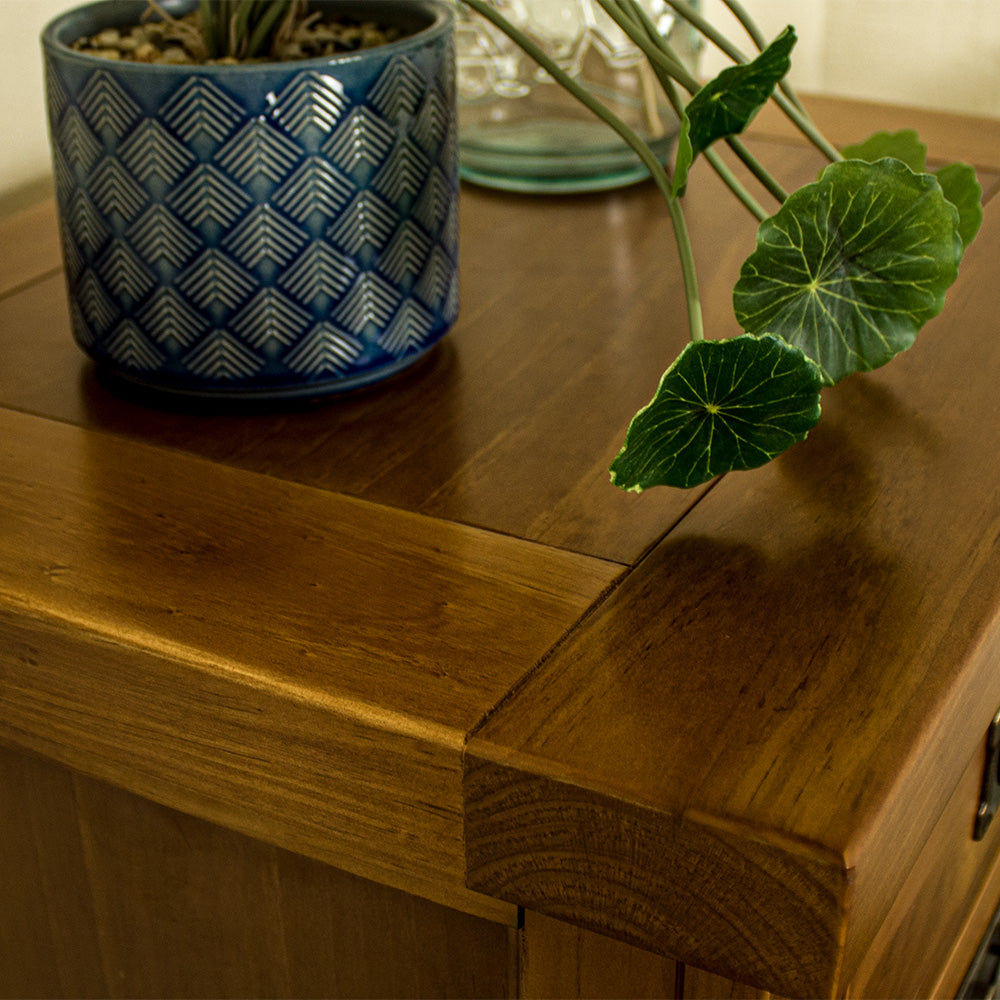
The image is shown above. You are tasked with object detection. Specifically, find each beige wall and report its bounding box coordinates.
[701,0,1000,119]
[2,0,998,208]
[1,0,68,208]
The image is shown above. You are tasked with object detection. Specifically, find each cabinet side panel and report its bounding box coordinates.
[0,743,515,999]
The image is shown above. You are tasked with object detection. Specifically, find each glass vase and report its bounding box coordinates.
[454,0,701,192]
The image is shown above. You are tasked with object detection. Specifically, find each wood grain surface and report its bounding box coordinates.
[0,404,619,920]
[2,96,999,998]
[0,743,516,999]
[465,176,1000,994]
[520,910,679,999]
[0,199,61,300]
[848,741,1000,998]
[0,143,830,565]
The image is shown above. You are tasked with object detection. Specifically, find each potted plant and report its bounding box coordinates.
[42,0,459,403]
[460,0,982,490]
[50,0,982,491]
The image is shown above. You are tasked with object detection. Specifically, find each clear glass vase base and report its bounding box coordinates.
[459,120,674,193]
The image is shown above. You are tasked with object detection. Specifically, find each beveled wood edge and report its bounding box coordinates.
[463,749,850,998]
[0,586,521,927]
[844,738,1000,998]
[0,407,622,927]
[837,616,1000,985]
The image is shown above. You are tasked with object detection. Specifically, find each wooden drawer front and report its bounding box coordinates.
[849,740,1000,998]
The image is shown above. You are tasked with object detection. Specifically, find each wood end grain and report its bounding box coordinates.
[464,757,849,998]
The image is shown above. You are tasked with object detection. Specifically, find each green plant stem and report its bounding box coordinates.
[663,0,747,64]
[661,0,841,164]
[231,1,257,59]
[612,0,768,220]
[668,197,703,341]
[703,149,768,221]
[721,0,806,114]
[772,92,843,162]
[721,0,765,49]
[600,1,781,211]
[598,1,698,92]
[198,0,217,58]
[726,137,788,202]
[461,0,704,345]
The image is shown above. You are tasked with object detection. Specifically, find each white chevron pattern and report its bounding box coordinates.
[58,107,101,174]
[98,240,155,301]
[45,58,69,121]
[273,158,355,222]
[68,194,111,256]
[369,57,426,122]
[216,119,301,184]
[105,321,164,370]
[162,78,242,143]
[127,205,201,268]
[231,289,310,348]
[415,245,458,312]
[268,72,347,135]
[51,146,75,205]
[413,166,454,234]
[283,322,364,375]
[120,121,194,184]
[90,158,148,222]
[333,274,401,335]
[322,108,395,173]
[137,289,208,347]
[223,206,307,269]
[77,270,118,334]
[378,299,433,355]
[79,71,140,137]
[182,331,263,380]
[379,220,432,284]
[177,250,256,311]
[169,165,251,228]
[373,139,431,204]
[327,193,398,255]
[59,220,85,281]
[279,242,359,303]
[411,87,451,151]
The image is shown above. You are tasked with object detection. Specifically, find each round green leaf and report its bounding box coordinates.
[841,129,927,172]
[609,335,823,492]
[934,161,983,249]
[840,130,982,250]
[733,158,963,385]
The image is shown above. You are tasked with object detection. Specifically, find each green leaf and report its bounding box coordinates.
[840,129,982,250]
[933,161,983,249]
[841,129,927,172]
[673,27,796,196]
[733,158,963,385]
[609,335,822,492]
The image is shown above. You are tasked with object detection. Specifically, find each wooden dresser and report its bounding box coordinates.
[2,97,999,998]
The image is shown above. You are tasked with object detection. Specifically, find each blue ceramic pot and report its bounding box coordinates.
[43,0,458,402]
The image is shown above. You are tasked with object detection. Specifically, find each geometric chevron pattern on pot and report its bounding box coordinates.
[44,5,458,400]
